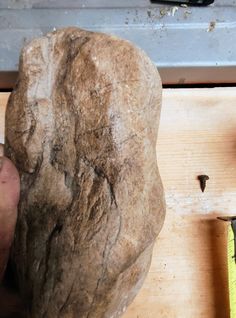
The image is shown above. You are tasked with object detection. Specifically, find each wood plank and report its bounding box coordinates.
[1,88,236,317]
[0,93,8,144]
[125,88,236,318]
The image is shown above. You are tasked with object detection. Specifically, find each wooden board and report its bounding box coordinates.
[0,93,9,144]
[1,88,236,317]
[125,88,236,318]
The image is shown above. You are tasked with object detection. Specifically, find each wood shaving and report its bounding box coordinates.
[207,21,216,32]
[171,6,179,17]
[184,9,192,18]
[159,6,179,18]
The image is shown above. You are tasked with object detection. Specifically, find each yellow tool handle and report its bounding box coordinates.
[228,224,236,318]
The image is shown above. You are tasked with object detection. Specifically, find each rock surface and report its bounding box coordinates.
[5,27,165,318]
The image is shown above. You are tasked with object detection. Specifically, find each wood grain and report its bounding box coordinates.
[125,88,236,318]
[0,93,8,145]
[1,88,236,317]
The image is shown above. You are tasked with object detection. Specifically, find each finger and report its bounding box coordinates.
[0,157,20,282]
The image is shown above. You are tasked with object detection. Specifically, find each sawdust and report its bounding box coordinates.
[207,21,216,32]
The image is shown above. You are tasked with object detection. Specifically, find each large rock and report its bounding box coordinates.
[5,27,165,318]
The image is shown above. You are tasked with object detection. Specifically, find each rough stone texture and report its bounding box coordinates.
[5,27,165,318]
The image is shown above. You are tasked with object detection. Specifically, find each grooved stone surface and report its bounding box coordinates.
[5,28,165,318]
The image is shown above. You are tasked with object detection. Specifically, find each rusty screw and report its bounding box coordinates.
[198,175,209,192]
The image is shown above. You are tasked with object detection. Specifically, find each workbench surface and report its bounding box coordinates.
[1,88,235,318]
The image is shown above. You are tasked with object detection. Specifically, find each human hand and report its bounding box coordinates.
[0,145,20,282]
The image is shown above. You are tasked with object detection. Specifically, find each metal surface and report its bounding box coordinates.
[151,0,215,5]
[0,0,235,86]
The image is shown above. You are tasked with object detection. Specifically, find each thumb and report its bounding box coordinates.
[0,149,20,282]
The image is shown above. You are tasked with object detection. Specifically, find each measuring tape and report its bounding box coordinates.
[228,222,236,318]
[218,216,236,318]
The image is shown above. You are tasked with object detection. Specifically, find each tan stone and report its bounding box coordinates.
[5,27,165,318]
